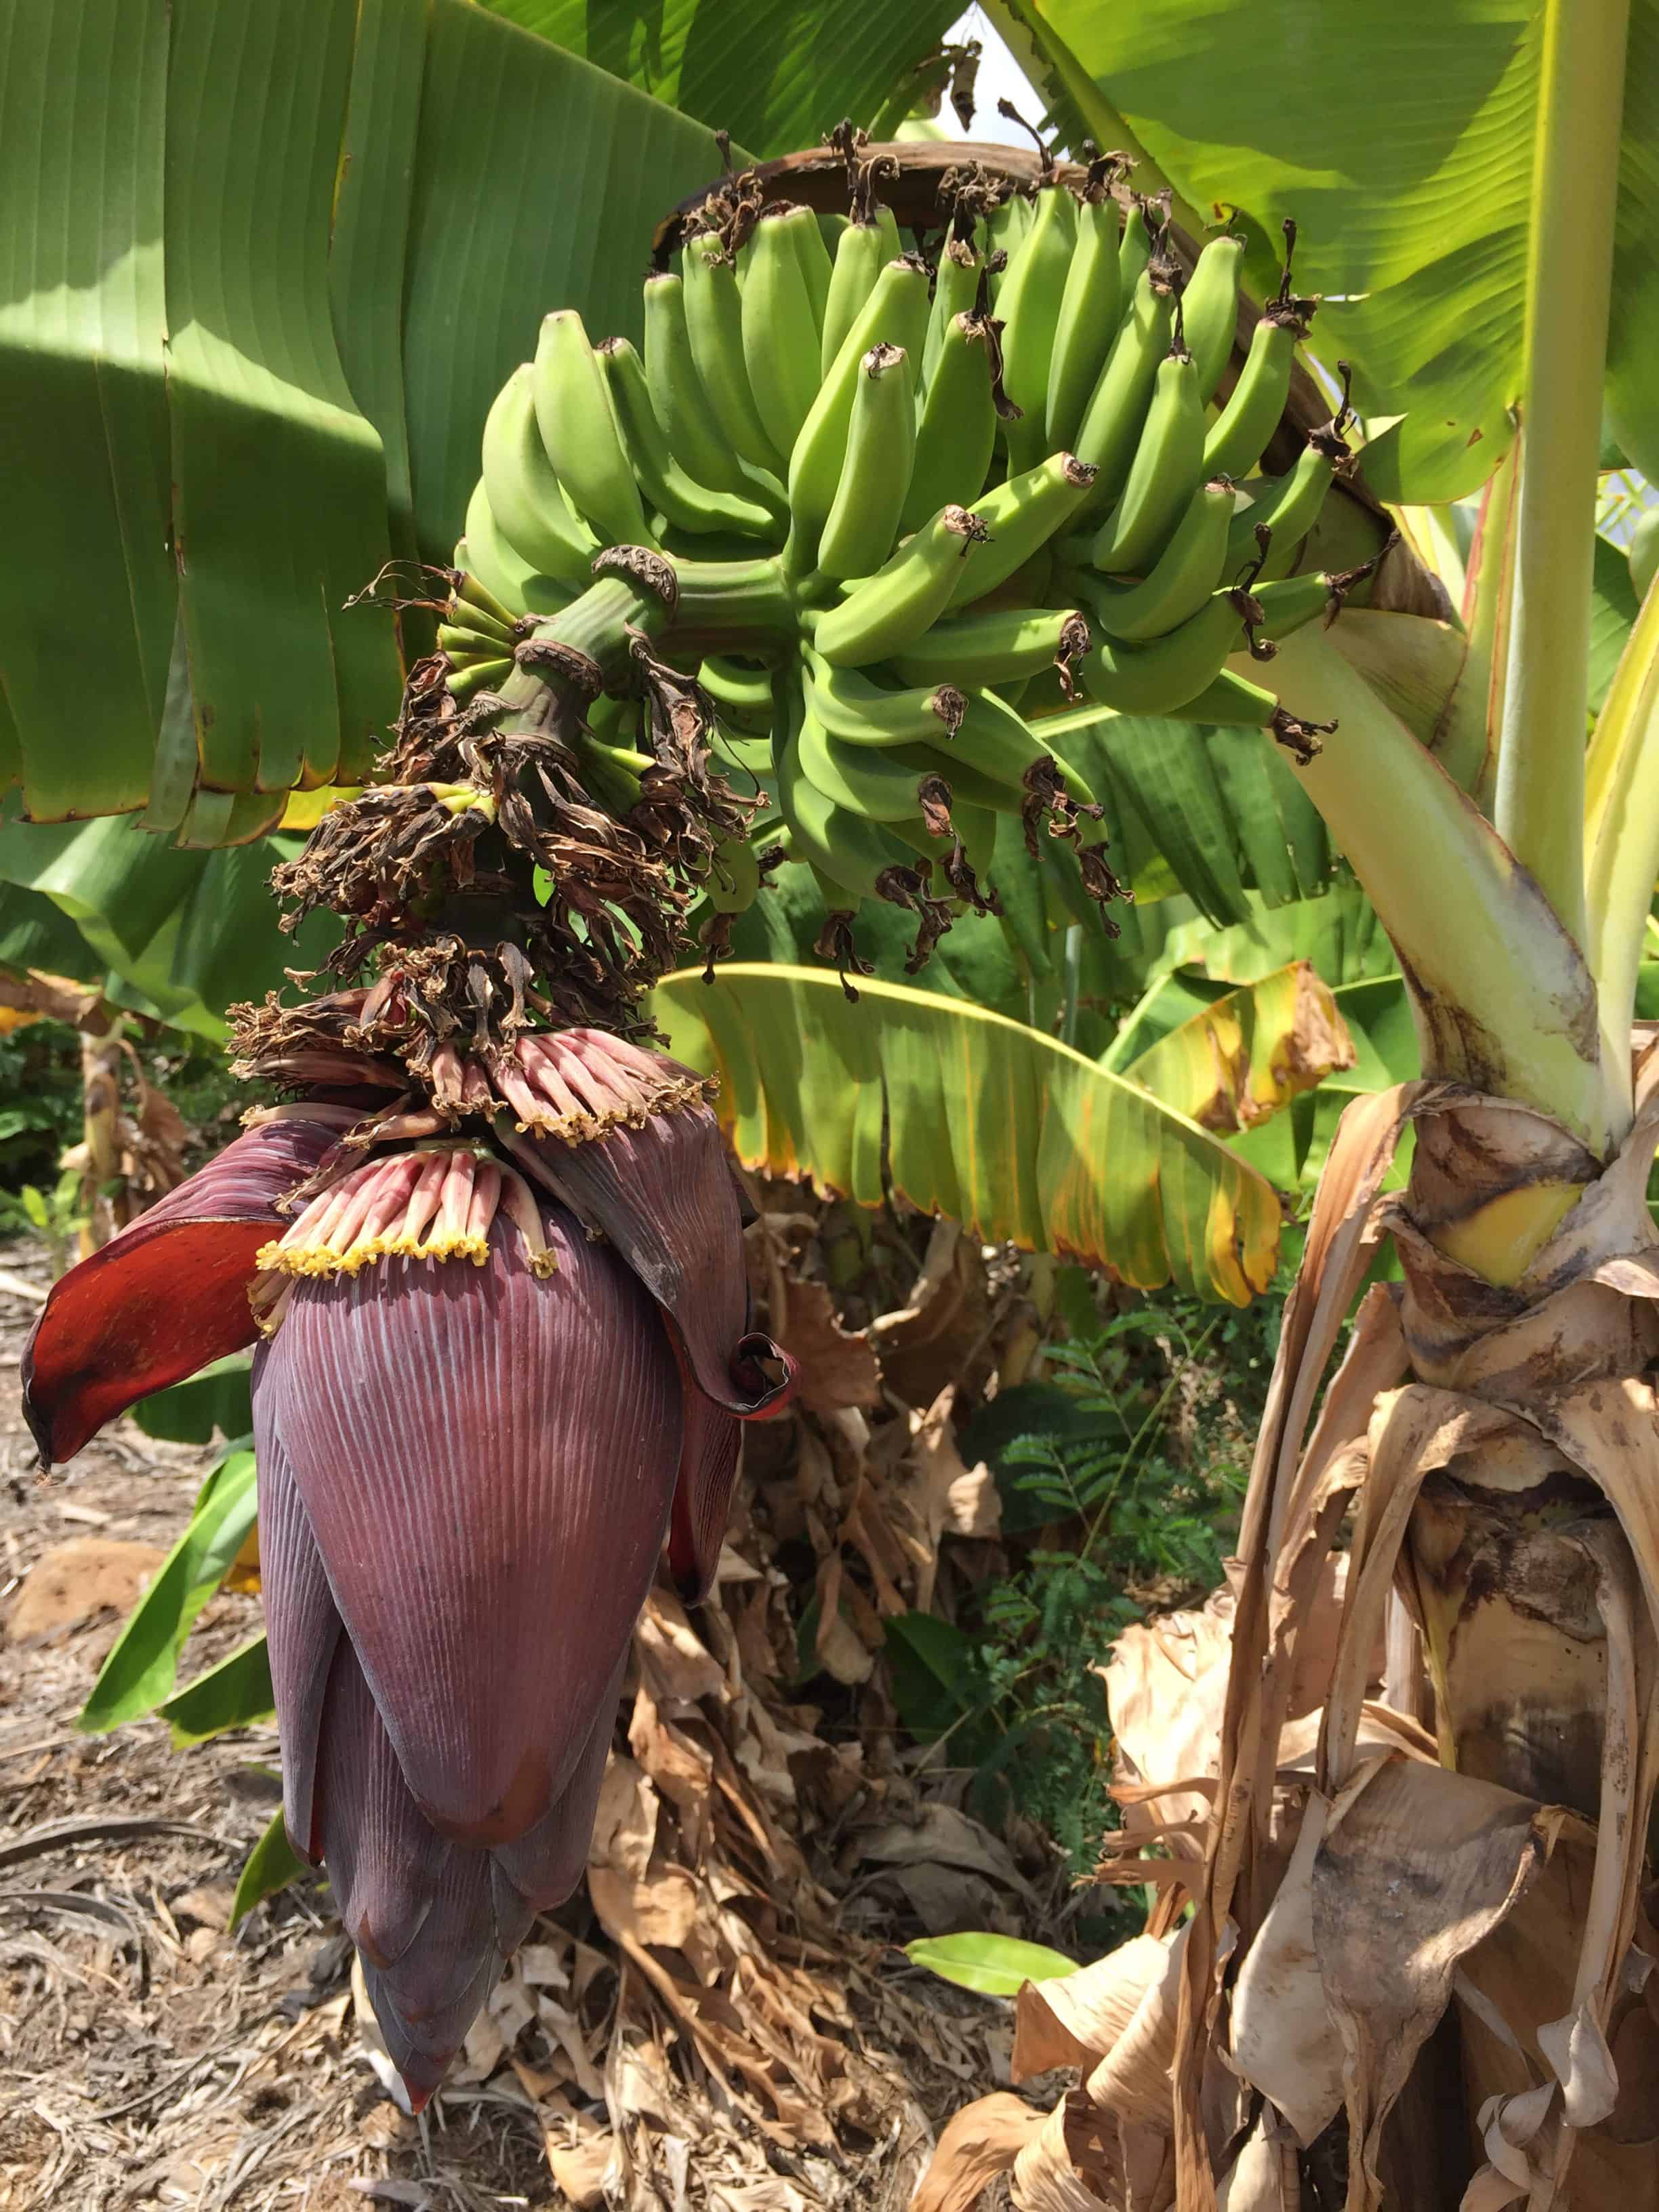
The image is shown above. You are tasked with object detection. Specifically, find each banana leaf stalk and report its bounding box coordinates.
[22,1025,795,2105]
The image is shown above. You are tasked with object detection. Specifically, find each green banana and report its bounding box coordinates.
[531,310,654,548]
[1204,314,1299,481]
[922,233,983,387]
[821,216,888,377]
[920,684,1059,792]
[890,606,1091,688]
[776,714,931,901]
[681,230,787,475]
[949,452,1100,607]
[996,183,1078,470]
[739,208,822,457]
[803,647,967,747]
[785,255,931,568]
[1225,419,1349,580]
[1204,224,1315,480]
[797,708,952,822]
[784,203,834,337]
[901,310,998,533]
[813,504,991,666]
[1080,587,1251,714]
[817,344,916,581]
[445,657,512,702]
[1089,344,1206,576]
[597,337,779,540]
[1154,666,1337,761]
[445,558,518,636]
[699,653,777,732]
[1071,476,1234,640]
[1071,272,1176,516]
[1180,233,1246,403]
[457,480,575,618]
[1046,196,1122,455]
[642,273,784,514]
[1252,546,1389,640]
[1118,197,1159,292]
[437,620,512,661]
[478,365,602,591]
[985,189,1033,302]
[706,833,762,915]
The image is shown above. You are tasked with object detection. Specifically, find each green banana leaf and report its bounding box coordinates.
[157,1635,275,1748]
[477,0,956,159]
[78,1448,259,1734]
[0,0,726,830]
[905,1931,1079,1998]
[1106,960,1355,1141]
[1000,0,1659,497]
[1230,972,1418,1196]
[231,1805,310,1926]
[0,804,338,1036]
[132,1355,254,1446]
[651,961,1290,1302]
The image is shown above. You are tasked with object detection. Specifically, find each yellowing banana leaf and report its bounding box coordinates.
[0,0,724,832]
[476,0,956,159]
[1003,0,1659,497]
[1109,961,1357,1135]
[651,962,1285,1303]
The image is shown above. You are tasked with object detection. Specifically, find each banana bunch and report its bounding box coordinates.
[442,158,1363,977]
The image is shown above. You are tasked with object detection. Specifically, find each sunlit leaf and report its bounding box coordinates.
[651,963,1286,1303]
[905,1930,1079,1999]
[230,1804,309,1925]
[158,1634,274,1748]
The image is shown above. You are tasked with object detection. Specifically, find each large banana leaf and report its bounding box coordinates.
[998,0,1659,498]
[478,0,956,158]
[651,962,1295,1303]
[1105,959,1354,1129]
[0,804,335,1037]
[0,0,724,831]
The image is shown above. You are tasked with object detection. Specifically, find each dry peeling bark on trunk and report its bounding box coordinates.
[914,1059,1659,2211]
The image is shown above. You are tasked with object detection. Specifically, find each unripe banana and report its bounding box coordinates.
[1204,312,1301,480]
[1046,197,1122,455]
[1071,272,1175,516]
[985,189,1033,302]
[1205,225,1315,479]
[996,183,1078,472]
[813,504,990,666]
[783,203,834,338]
[531,311,654,548]
[786,255,931,569]
[921,684,1064,793]
[739,207,822,457]
[891,606,1091,688]
[707,833,762,915]
[803,647,967,747]
[950,453,1100,608]
[1080,587,1251,714]
[682,230,787,474]
[643,273,785,515]
[821,216,888,377]
[922,233,984,387]
[1180,234,1246,403]
[777,714,932,903]
[437,619,512,660]
[901,310,998,533]
[699,653,776,731]
[458,480,575,618]
[817,344,916,581]
[1118,197,1158,292]
[1089,344,1206,576]
[445,656,513,702]
[1070,477,1233,640]
[479,365,602,591]
[1225,426,1347,579]
[1152,668,1337,759]
[596,337,779,540]
[797,709,951,822]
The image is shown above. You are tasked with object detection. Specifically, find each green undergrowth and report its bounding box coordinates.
[863,1267,1285,1937]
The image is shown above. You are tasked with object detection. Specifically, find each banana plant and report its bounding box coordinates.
[905,5,1659,2207]
[12,0,1659,2178]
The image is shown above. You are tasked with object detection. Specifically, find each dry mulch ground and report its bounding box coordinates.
[0,1232,1052,2211]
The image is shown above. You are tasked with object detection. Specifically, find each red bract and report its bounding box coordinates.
[22,1034,794,2104]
